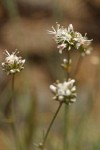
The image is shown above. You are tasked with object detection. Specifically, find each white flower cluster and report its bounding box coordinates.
[48,23,93,55]
[50,79,77,104]
[2,50,25,75]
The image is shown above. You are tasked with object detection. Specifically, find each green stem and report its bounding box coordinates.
[12,74,15,100]
[11,75,18,147]
[73,55,83,77]
[63,105,69,150]
[11,74,17,148]
[11,74,15,130]
[12,74,26,150]
[67,50,70,79]
[41,102,63,150]
[3,0,19,19]
[11,75,23,150]
[63,50,71,150]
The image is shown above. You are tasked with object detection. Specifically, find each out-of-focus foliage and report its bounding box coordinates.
[0,0,100,150]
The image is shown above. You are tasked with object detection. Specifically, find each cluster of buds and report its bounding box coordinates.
[2,50,25,75]
[48,23,93,56]
[50,79,77,104]
[61,58,72,70]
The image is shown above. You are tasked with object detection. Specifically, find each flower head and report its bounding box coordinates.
[50,79,77,104]
[2,50,25,75]
[74,32,93,56]
[48,23,93,55]
[48,23,74,53]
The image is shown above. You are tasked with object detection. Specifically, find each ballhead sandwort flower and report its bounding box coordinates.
[50,79,77,104]
[2,50,25,75]
[48,23,73,53]
[48,23,93,55]
[73,32,93,56]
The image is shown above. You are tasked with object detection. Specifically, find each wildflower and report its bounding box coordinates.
[48,23,93,55]
[2,50,25,75]
[48,23,74,52]
[74,32,93,56]
[50,79,77,104]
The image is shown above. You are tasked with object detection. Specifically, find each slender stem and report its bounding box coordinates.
[12,74,15,100]
[63,105,69,150]
[67,50,70,79]
[63,50,71,150]
[11,74,15,129]
[3,0,19,19]
[11,75,18,146]
[41,102,63,150]
[11,75,23,150]
[62,49,71,146]
[10,74,17,150]
[11,74,17,146]
[73,55,83,77]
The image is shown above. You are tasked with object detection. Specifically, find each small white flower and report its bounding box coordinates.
[61,58,72,69]
[50,85,56,93]
[50,79,77,104]
[65,89,71,96]
[68,24,74,32]
[48,23,73,53]
[58,95,64,101]
[63,58,68,63]
[57,43,66,54]
[48,23,93,55]
[2,50,25,75]
[74,32,93,55]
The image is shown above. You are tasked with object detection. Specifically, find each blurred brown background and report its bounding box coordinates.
[0,0,100,150]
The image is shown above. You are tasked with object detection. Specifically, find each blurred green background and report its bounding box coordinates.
[0,0,100,150]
